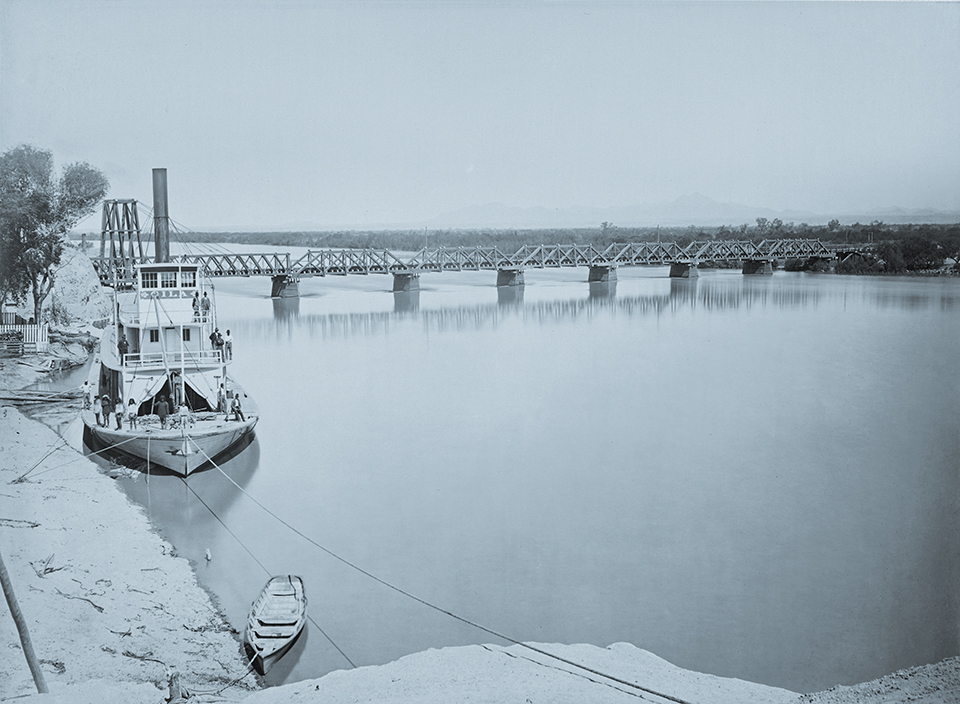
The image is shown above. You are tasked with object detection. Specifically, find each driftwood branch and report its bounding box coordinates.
[30,554,64,578]
[54,587,104,612]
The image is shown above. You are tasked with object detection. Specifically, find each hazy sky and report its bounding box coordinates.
[2,1,958,229]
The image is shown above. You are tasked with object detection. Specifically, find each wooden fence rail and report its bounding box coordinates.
[0,324,49,354]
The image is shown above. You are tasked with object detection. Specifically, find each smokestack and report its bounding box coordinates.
[152,168,170,263]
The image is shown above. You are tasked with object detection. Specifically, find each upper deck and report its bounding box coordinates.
[119,263,214,328]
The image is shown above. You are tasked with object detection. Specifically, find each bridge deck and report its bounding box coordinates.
[92,239,839,285]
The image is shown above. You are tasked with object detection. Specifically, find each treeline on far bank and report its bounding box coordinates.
[81,219,960,274]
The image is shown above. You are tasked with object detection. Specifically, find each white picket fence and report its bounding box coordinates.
[0,324,49,354]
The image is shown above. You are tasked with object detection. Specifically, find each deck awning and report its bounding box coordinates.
[183,370,219,410]
[121,373,167,409]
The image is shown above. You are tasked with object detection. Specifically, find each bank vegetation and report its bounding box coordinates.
[111,220,960,275]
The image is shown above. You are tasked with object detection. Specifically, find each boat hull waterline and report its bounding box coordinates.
[82,409,256,475]
[244,575,308,676]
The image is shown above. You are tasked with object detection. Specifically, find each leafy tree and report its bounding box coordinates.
[0,145,108,322]
[875,241,905,273]
[900,236,942,270]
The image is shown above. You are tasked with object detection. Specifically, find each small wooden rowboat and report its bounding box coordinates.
[244,575,307,675]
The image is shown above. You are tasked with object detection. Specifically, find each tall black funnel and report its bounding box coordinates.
[152,168,170,263]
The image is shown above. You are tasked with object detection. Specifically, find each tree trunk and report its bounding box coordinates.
[31,270,53,324]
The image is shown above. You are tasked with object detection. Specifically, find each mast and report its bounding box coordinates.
[152,168,170,263]
[178,265,186,410]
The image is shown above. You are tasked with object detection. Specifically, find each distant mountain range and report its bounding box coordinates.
[118,193,959,233]
[424,194,960,229]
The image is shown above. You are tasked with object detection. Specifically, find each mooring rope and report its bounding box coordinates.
[182,441,357,669]
[13,436,69,483]
[192,445,694,704]
[14,432,143,482]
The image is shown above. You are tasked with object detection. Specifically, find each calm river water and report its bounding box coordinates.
[67,256,959,693]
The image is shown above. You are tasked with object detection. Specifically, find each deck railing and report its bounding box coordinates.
[122,349,222,368]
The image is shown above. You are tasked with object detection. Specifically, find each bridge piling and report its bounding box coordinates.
[669,262,699,278]
[588,265,617,283]
[742,259,774,275]
[496,269,525,287]
[393,273,420,292]
[271,275,300,298]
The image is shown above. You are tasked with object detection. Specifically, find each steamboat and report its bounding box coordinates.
[81,170,258,475]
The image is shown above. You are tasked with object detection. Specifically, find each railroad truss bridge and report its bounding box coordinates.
[92,239,852,298]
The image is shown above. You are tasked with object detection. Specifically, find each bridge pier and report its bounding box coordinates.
[270,275,300,298]
[588,265,617,283]
[392,273,420,292]
[496,269,525,287]
[669,262,699,278]
[742,259,774,275]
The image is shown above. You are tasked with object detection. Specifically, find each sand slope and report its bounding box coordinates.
[0,406,256,701]
[244,642,799,704]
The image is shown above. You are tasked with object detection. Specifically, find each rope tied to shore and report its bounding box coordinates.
[180,443,357,670]
[186,437,696,704]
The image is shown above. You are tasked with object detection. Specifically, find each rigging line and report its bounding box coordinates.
[22,433,144,480]
[14,436,69,482]
[200,451,695,704]
[180,445,356,669]
[152,296,210,399]
[185,651,257,697]
[178,475,270,576]
[480,644,658,703]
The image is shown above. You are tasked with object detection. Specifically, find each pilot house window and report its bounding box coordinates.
[181,270,196,288]
[160,272,177,288]
[142,272,158,288]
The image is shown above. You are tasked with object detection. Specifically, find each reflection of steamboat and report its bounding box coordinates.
[81,170,257,475]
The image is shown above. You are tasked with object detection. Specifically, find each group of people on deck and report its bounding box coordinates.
[192,291,212,321]
[209,328,233,360]
[82,377,246,430]
[84,385,137,431]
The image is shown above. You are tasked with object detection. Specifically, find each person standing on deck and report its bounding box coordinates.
[117,334,129,362]
[200,292,211,321]
[93,394,102,426]
[114,398,124,430]
[210,328,223,359]
[127,399,137,429]
[192,291,200,321]
[224,330,233,360]
[217,384,226,413]
[231,394,245,422]
[170,371,181,409]
[81,380,92,409]
[102,395,113,429]
[156,395,170,429]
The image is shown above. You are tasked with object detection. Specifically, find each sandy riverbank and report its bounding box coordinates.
[0,404,258,702]
[2,360,959,703]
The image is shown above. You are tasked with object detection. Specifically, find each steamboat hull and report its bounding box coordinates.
[82,410,257,476]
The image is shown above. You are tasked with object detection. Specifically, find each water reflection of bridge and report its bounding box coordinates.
[252,276,960,341]
[242,278,830,341]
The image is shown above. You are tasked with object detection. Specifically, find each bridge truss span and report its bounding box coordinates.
[91,238,841,294]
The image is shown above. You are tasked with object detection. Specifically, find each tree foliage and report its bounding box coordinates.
[0,145,109,321]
